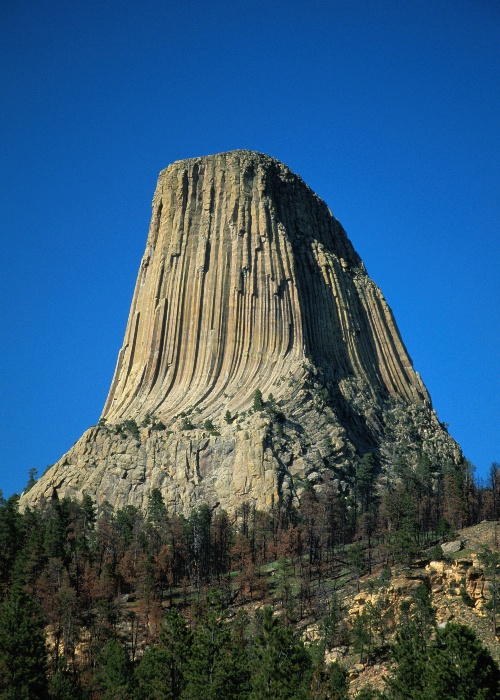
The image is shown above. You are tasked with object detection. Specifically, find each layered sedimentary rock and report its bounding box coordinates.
[22,151,462,513]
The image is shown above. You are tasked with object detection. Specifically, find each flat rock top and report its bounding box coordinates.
[170,149,289,168]
[164,149,299,181]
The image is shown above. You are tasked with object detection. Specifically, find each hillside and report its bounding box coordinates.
[2,485,500,698]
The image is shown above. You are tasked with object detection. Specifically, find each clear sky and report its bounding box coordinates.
[0,0,498,498]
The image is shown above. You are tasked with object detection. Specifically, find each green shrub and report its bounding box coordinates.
[203,419,219,434]
[253,389,265,411]
[378,566,392,588]
[460,585,475,608]
[123,419,140,440]
[141,413,152,427]
[429,545,445,561]
[141,412,166,430]
[151,419,166,431]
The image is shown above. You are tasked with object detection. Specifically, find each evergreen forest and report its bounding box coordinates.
[1,457,500,698]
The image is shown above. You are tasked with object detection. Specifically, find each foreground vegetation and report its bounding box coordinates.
[1,457,500,698]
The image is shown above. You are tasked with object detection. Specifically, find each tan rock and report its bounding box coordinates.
[21,151,463,514]
[428,561,446,574]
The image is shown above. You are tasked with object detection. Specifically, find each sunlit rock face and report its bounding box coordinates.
[103,150,427,422]
[22,151,461,514]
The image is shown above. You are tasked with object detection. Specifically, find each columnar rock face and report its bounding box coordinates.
[22,151,462,514]
[102,150,427,423]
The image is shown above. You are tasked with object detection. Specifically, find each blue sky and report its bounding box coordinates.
[0,0,498,497]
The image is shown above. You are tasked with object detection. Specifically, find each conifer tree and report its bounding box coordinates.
[188,504,213,585]
[148,488,168,526]
[352,610,373,664]
[0,495,23,593]
[249,606,311,699]
[347,542,368,592]
[355,686,386,699]
[253,389,265,412]
[311,658,350,700]
[321,591,341,650]
[43,499,69,562]
[385,585,435,699]
[94,638,134,700]
[489,463,500,519]
[0,585,49,700]
[48,660,82,700]
[25,468,39,493]
[424,623,500,700]
[135,645,173,700]
[135,608,191,700]
[355,453,377,514]
[386,622,500,699]
[328,661,350,700]
[182,592,250,700]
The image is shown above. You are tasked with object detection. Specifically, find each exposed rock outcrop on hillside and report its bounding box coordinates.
[22,151,462,513]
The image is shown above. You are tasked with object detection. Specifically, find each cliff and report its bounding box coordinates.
[21,151,462,513]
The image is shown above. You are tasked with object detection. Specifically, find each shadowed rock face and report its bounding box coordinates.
[21,151,461,514]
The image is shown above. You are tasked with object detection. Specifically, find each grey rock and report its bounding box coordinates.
[441,540,463,555]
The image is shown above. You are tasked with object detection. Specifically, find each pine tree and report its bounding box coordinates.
[24,468,38,493]
[387,622,500,699]
[424,623,500,700]
[354,686,387,699]
[390,514,420,565]
[489,463,500,519]
[328,661,350,700]
[385,585,435,699]
[0,495,23,593]
[135,608,191,700]
[81,493,96,538]
[43,500,68,561]
[148,488,168,526]
[355,453,377,514]
[135,646,177,700]
[274,557,297,626]
[321,591,341,650]
[347,542,368,592]
[249,606,311,699]
[253,389,265,412]
[48,659,82,700]
[311,658,350,700]
[188,505,213,585]
[94,638,134,700]
[352,610,373,664]
[0,585,49,700]
[182,593,250,700]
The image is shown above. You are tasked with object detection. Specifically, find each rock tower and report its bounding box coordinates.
[22,151,462,513]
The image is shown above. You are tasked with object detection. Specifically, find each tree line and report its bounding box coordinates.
[0,457,499,698]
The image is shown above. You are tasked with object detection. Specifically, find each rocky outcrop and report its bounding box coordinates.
[441,540,463,555]
[21,151,463,514]
[102,150,428,423]
[347,558,491,625]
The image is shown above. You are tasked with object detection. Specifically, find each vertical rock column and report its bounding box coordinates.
[102,150,429,426]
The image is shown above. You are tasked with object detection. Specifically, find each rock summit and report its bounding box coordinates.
[22,151,462,513]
